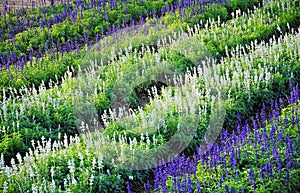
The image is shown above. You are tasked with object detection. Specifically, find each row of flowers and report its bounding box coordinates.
[0,15,299,192]
[0,0,97,41]
[0,0,261,99]
[141,85,299,192]
[0,0,298,165]
[0,0,211,59]
[0,0,295,164]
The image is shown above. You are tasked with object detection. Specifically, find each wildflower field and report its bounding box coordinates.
[0,0,299,192]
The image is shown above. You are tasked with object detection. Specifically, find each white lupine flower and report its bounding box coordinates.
[140,133,144,142]
[89,174,95,186]
[66,188,72,193]
[49,180,56,193]
[78,152,84,166]
[3,181,8,192]
[10,158,17,171]
[29,166,35,178]
[71,176,77,185]
[50,166,55,178]
[0,154,5,169]
[31,184,38,193]
[67,159,75,174]
[63,133,68,148]
[92,158,97,170]
[63,177,68,189]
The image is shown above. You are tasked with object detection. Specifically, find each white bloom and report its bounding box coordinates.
[3,181,8,192]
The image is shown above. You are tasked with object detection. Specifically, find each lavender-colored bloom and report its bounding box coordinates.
[269,124,276,138]
[267,163,273,177]
[153,167,160,189]
[127,182,132,193]
[272,144,278,158]
[180,177,186,193]
[286,134,292,155]
[249,168,254,180]
[196,182,202,193]
[187,175,193,193]
[260,103,266,124]
[277,158,282,174]
[84,32,89,45]
[286,169,290,182]
[259,165,264,179]
[224,184,229,192]
[219,176,223,186]
[230,148,236,169]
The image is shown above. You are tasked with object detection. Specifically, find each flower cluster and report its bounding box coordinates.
[142,85,300,192]
[0,0,261,100]
[0,0,299,192]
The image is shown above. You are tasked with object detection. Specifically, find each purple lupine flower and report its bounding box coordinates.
[249,168,255,180]
[249,168,256,191]
[219,175,224,186]
[283,115,289,129]
[286,167,290,182]
[127,182,132,193]
[230,148,236,169]
[261,103,266,124]
[161,175,168,193]
[279,98,285,109]
[267,163,273,177]
[224,185,229,192]
[286,134,293,157]
[269,125,276,138]
[259,165,265,179]
[196,182,202,193]
[262,128,268,145]
[153,167,160,189]
[235,170,239,179]
[272,144,278,158]
[180,177,186,193]
[294,84,299,102]
[6,55,12,68]
[296,117,300,136]
[172,177,179,192]
[96,33,99,43]
[277,157,282,174]
[1,55,5,67]
[84,32,89,45]
[29,56,33,66]
[146,180,151,190]
[187,174,193,193]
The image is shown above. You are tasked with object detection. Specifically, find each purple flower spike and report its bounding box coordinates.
[127,182,133,193]
[224,184,229,192]
[196,182,202,193]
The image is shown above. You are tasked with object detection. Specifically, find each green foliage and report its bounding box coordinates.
[93,92,111,114]
[0,132,28,164]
